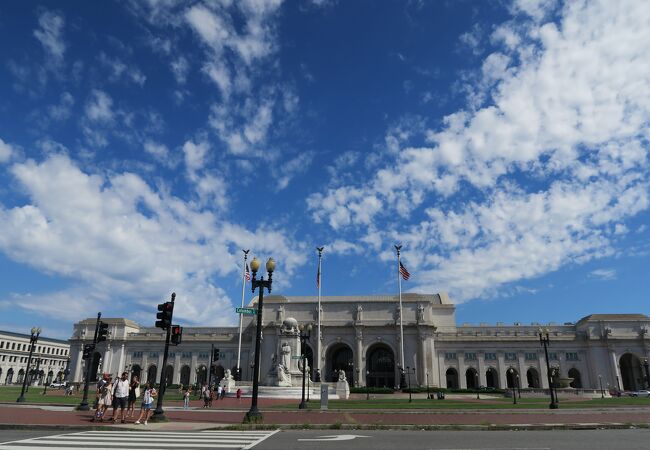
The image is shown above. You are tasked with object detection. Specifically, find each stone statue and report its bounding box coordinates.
[281,317,298,334]
[277,363,291,386]
[337,369,347,382]
[417,304,425,323]
[276,305,285,322]
[280,341,291,369]
[355,304,363,322]
[219,368,236,390]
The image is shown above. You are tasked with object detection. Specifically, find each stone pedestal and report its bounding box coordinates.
[336,379,350,399]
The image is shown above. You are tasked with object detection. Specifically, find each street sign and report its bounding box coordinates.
[236,307,257,315]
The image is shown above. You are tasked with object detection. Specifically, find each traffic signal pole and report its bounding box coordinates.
[151,293,175,422]
[77,313,101,411]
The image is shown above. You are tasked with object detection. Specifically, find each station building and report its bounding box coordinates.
[68,293,650,392]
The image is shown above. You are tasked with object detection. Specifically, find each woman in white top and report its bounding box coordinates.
[135,382,156,425]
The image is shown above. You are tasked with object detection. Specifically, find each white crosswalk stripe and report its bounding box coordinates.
[0,430,279,450]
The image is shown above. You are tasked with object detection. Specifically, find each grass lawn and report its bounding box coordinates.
[272,396,650,410]
[0,386,82,405]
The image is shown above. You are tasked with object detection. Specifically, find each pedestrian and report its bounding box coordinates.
[236,388,242,400]
[208,386,214,408]
[183,386,191,410]
[179,384,184,395]
[126,375,140,419]
[220,385,227,400]
[203,385,210,408]
[111,371,130,423]
[216,384,222,401]
[135,382,156,425]
[92,376,112,422]
[94,374,108,410]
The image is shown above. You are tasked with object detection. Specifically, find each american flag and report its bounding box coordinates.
[316,265,321,288]
[245,263,251,282]
[399,261,410,281]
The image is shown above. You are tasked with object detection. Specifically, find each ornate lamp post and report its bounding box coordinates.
[405,366,415,403]
[508,368,517,405]
[643,358,650,390]
[298,323,312,409]
[244,256,275,424]
[475,372,480,400]
[366,370,370,400]
[426,371,431,399]
[598,374,604,398]
[17,327,41,402]
[539,328,558,409]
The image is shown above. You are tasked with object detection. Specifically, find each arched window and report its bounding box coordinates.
[196,365,207,385]
[164,365,173,385]
[465,367,479,389]
[366,345,395,388]
[131,365,142,381]
[17,369,25,384]
[526,368,540,388]
[568,368,582,388]
[328,344,354,386]
[619,353,642,391]
[5,368,14,384]
[180,365,191,386]
[147,365,157,384]
[446,368,459,389]
[485,368,499,388]
[507,368,519,389]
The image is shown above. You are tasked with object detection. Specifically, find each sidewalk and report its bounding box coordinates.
[2,402,650,430]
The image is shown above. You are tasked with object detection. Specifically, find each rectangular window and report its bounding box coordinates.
[525,352,537,361]
[132,352,143,358]
[464,352,477,361]
[182,352,192,358]
[505,352,517,361]
[168,352,175,358]
[199,352,209,359]
[566,352,579,361]
[149,352,158,358]
[444,352,457,360]
[549,352,558,360]
[484,352,497,360]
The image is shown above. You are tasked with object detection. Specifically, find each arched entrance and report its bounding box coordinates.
[164,365,173,385]
[147,365,157,384]
[180,365,191,386]
[526,368,540,388]
[303,344,314,381]
[46,370,54,385]
[466,367,479,389]
[131,365,141,380]
[17,369,25,384]
[446,368,459,389]
[620,353,643,391]
[90,352,102,381]
[486,368,499,388]
[212,364,225,386]
[327,344,353,384]
[6,368,14,384]
[568,368,582,388]
[506,368,519,388]
[366,344,395,388]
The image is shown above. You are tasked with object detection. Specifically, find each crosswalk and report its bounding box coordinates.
[0,430,279,450]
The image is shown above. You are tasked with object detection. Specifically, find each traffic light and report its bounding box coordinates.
[82,344,94,359]
[155,301,174,329]
[170,325,182,345]
[96,321,109,342]
[213,348,220,361]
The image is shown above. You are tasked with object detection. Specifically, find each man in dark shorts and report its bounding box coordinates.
[111,372,130,423]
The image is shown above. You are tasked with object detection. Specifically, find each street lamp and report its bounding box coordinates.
[426,370,431,399]
[643,359,650,389]
[366,370,370,400]
[475,372,480,400]
[539,328,558,409]
[598,374,604,399]
[508,368,517,405]
[17,327,41,402]
[298,323,312,410]
[405,366,415,403]
[244,256,275,424]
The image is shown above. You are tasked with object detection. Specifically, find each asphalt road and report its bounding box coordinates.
[0,428,649,449]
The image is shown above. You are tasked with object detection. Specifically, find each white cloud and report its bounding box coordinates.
[0,138,15,163]
[182,139,209,174]
[85,90,114,122]
[33,10,65,64]
[47,92,74,121]
[0,154,306,325]
[144,140,170,160]
[589,268,617,281]
[309,0,650,302]
[98,52,146,86]
[170,56,189,84]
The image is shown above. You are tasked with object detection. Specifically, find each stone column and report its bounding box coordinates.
[538,353,549,388]
[418,332,427,386]
[609,348,621,390]
[117,344,126,374]
[437,351,445,388]
[73,347,84,382]
[477,352,486,387]
[191,353,199,383]
[458,352,467,389]
[173,353,181,385]
[103,344,112,375]
[141,354,149,382]
[517,354,526,388]
[355,327,363,386]
[497,352,506,388]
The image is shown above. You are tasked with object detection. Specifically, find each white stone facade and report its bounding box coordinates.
[0,330,70,386]
[68,293,650,392]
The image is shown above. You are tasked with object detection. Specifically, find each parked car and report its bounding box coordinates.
[48,381,68,389]
[628,390,650,397]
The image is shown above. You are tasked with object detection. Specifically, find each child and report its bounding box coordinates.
[135,382,156,425]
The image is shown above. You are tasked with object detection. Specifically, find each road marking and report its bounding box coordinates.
[0,429,278,449]
[298,434,371,441]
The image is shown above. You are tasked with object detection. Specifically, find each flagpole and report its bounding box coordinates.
[395,244,406,389]
[237,249,249,380]
[316,246,324,382]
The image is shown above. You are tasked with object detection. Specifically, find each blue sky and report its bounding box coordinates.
[0,0,649,339]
